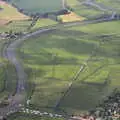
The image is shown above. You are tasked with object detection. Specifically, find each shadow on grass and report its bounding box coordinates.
[59,83,109,111]
[22,53,79,65]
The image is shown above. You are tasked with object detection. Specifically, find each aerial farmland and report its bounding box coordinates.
[0,0,120,120]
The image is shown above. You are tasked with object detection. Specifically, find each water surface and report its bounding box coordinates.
[11,0,63,13]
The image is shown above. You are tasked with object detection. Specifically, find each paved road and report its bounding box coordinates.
[0,17,115,117]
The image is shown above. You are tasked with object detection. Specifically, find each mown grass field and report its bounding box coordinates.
[18,21,120,114]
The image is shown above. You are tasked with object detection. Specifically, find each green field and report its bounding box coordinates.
[31,19,57,31]
[0,62,17,100]
[59,21,120,113]
[17,20,120,114]
[9,0,104,19]
[19,29,95,109]
[72,5,103,19]
[0,0,120,117]
[0,1,30,21]
[10,0,63,13]
[66,0,104,19]
[96,0,120,13]
[0,38,17,99]
[0,20,31,33]
[0,19,58,33]
[0,66,5,92]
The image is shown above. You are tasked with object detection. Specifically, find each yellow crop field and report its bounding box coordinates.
[58,12,85,23]
[0,1,30,24]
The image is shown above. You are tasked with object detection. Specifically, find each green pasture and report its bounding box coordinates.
[66,0,80,7]
[96,0,120,13]
[84,67,109,84]
[73,5,103,18]
[0,62,16,102]
[0,66,5,92]
[69,21,120,34]
[58,21,120,113]
[0,18,58,33]
[17,20,120,114]
[66,0,105,19]
[0,20,31,33]
[19,29,97,109]
[31,19,57,31]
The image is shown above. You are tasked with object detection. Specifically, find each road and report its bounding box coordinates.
[82,0,112,11]
[81,0,117,19]
[0,16,116,117]
[62,0,65,9]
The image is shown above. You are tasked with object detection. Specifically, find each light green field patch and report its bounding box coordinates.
[0,1,29,20]
[0,20,31,32]
[31,19,57,31]
[84,67,109,84]
[67,0,80,7]
[69,21,120,34]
